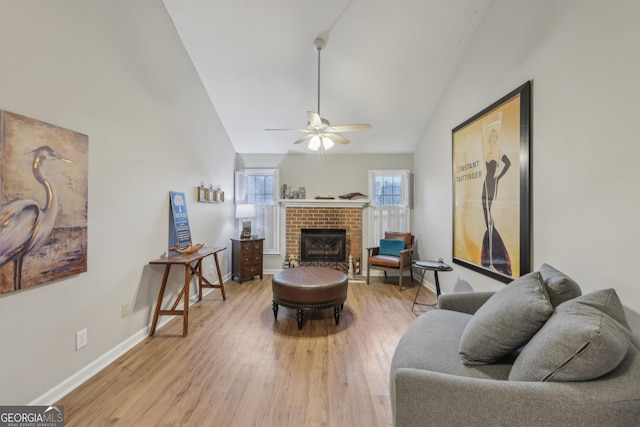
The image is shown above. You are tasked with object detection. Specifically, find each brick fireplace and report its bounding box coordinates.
[280,199,369,272]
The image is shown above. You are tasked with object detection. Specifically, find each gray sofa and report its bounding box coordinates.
[390,265,640,426]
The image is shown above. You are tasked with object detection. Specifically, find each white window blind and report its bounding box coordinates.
[367,170,411,246]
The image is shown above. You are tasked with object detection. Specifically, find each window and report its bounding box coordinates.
[235,169,280,254]
[368,170,411,246]
[369,169,410,208]
[373,174,404,206]
[245,174,274,204]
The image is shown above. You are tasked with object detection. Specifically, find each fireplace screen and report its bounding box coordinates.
[300,229,346,263]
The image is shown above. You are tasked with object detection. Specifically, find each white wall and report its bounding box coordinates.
[237,153,413,198]
[413,0,640,333]
[0,1,237,404]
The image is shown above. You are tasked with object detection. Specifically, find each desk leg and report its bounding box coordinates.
[164,265,193,337]
[182,263,191,336]
[196,251,226,301]
[198,259,204,301]
[213,251,226,300]
[150,265,171,336]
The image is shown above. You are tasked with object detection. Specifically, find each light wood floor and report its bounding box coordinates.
[58,274,436,426]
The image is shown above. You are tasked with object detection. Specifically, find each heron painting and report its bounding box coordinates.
[0,110,88,294]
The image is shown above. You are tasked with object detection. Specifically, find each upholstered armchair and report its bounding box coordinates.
[366,232,414,290]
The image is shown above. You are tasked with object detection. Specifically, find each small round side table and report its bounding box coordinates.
[411,259,452,312]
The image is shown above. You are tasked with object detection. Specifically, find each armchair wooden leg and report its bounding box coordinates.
[366,264,370,284]
[399,272,403,291]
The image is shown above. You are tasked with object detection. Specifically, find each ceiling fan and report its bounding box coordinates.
[266,36,371,152]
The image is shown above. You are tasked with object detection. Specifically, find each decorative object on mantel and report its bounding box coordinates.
[281,184,306,199]
[197,182,224,203]
[279,198,370,210]
[315,195,335,199]
[338,192,368,200]
[170,242,204,255]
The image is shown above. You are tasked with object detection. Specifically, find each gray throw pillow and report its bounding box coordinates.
[509,288,632,382]
[459,271,553,365]
[539,263,582,307]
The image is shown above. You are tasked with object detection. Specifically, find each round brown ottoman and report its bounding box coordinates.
[272,266,348,330]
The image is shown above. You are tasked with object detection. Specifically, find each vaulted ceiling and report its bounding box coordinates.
[162,0,491,154]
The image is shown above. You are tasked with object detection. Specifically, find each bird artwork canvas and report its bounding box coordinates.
[0,110,88,294]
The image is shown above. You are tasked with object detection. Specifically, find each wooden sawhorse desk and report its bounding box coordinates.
[148,246,226,336]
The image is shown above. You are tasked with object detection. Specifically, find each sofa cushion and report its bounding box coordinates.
[384,231,412,248]
[379,239,406,257]
[459,271,553,365]
[509,288,632,382]
[539,263,582,307]
[391,309,513,380]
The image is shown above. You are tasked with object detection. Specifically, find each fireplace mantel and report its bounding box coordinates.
[278,199,370,209]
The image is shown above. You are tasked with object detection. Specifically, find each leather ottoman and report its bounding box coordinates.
[272,266,348,330]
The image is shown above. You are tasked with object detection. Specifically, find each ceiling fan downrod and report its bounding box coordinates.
[314,37,326,116]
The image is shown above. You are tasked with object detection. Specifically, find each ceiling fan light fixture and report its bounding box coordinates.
[322,137,334,150]
[308,135,321,151]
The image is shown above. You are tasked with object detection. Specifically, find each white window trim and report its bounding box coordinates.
[367,169,411,248]
[368,169,410,207]
[235,169,280,254]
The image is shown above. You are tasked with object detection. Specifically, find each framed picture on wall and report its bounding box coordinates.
[208,188,217,203]
[197,186,207,202]
[452,81,531,283]
[0,110,88,294]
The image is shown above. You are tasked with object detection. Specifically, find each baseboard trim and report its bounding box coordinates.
[29,273,230,406]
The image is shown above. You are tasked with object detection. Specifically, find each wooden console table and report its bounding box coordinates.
[148,246,226,336]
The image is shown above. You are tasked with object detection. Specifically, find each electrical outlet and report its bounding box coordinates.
[76,328,88,350]
[121,303,129,317]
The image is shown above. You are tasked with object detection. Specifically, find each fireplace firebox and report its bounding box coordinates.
[300,229,346,263]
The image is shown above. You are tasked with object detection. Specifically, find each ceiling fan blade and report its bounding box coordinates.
[329,123,372,132]
[326,133,350,145]
[265,128,310,132]
[293,134,315,144]
[307,111,323,129]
